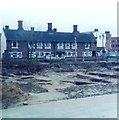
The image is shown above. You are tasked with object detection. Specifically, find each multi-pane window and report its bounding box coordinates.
[65,52,77,57]
[85,43,90,49]
[37,42,43,49]
[65,43,70,49]
[12,41,18,48]
[9,52,22,58]
[29,52,37,58]
[28,42,35,49]
[82,51,92,57]
[57,43,64,49]
[44,42,51,49]
[71,43,77,49]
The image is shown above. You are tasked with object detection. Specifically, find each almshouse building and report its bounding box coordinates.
[3,20,97,60]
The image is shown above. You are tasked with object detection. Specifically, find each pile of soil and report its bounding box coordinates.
[57,83,118,99]
[16,83,48,93]
[1,83,30,109]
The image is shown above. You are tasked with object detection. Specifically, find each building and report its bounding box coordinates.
[110,37,119,52]
[0,33,1,59]
[105,31,112,51]
[3,20,97,60]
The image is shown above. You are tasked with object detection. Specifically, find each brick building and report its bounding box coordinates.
[110,37,119,52]
[3,20,97,60]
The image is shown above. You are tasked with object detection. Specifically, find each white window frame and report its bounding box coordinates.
[65,43,70,49]
[82,51,92,57]
[44,42,51,49]
[9,52,22,58]
[37,42,43,49]
[85,43,90,49]
[29,52,37,58]
[12,41,18,49]
[65,52,77,57]
[71,43,77,49]
[28,42,35,49]
[57,43,64,49]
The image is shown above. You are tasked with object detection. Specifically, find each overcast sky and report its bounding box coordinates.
[0,0,118,36]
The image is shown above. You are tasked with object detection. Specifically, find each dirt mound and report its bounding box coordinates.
[1,83,30,109]
[16,83,48,93]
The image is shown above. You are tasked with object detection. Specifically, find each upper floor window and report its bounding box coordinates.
[37,42,43,49]
[71,42,77,49]
[57,43,64,49]
[44,42,51,49]
[85,43,90,49]
[12,41,18,48]
[28,42,35,49]
[65,43,70,49]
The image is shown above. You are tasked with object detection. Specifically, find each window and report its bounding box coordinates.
[44,42,51,49]
[9,52,22,58]
[111,45,115,48]
[57,43,64,49]
[29,52,37,58]
[37,42,43,49]
[65,52,77,57]
[12,41,18,48]
[28,42,35,49]
[72,52,77,57]
[71,43,77,49]
[85,43,90,49]
[65,43,70,49]
[82,51,92,57]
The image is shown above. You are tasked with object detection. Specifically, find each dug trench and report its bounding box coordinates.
[1,61,119,109]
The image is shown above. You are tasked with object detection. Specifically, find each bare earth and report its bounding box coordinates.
[1,62,119,118]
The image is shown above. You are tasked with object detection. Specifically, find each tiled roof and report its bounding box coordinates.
[3,29,96,43]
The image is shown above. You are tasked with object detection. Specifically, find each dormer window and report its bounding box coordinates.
[12,41,18,48]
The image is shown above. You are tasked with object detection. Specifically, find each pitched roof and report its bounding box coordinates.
[3,29,96,43]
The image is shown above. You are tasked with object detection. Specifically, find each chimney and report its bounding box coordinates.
[105,31,110,34]
[18,20,23,30]
[47,23,52,31]
[94,29,98,32]
[53,28,57,32]
[31,27,34,31]
[5,25,9,29]
[73,25,78,32]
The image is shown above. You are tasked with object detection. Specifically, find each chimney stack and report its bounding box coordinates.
[5,25,9,29]
[18,20,23,30]
[94,29,98,32]
[105,31,110,34]
[47,23,52,31]
[31,27,34,31]
[53,28,57,32]
[73,25,78,33]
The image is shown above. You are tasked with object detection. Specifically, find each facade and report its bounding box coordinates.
[110,37,119,52]
[3,20,97,60]
[0,33,1,59]
[105,31,112,51]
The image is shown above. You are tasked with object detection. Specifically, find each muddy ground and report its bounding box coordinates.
[1,62,119,109]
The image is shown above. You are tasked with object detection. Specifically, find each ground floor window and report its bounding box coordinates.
[9,52,22,58]
[29,52,51,58]
[82,51,92,57]
[65,52,77,57]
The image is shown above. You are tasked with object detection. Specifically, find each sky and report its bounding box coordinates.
[0,0,118,35]
[0,0,118,55]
